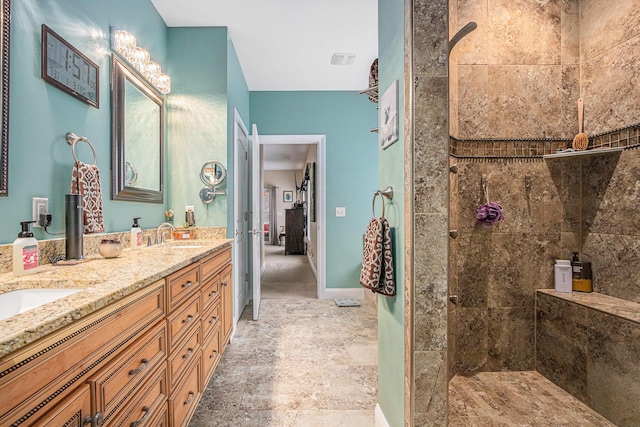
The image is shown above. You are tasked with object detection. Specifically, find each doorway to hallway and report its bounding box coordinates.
[261,244,316,299]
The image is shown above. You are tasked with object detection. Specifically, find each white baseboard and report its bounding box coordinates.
[320,287,365,300]
[307,253,318,279]
[375,404,391,427]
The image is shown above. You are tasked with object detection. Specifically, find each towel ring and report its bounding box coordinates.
[371,186,394,219]
[372,192,386,218]
[66,132,97,165]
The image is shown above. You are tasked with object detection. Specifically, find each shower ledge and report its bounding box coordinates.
[537,289,640,324]
[542,147,622,159]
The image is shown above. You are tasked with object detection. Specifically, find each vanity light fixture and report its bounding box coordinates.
[112,29,171,94]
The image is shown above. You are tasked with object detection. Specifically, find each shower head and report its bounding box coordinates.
[449,22,478,52]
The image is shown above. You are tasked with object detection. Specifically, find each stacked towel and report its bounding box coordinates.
[359,217,395,296]
[71,161,105,234]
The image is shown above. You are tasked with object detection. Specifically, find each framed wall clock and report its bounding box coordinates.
[41,24,99,108]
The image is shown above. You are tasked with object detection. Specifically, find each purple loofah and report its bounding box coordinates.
[476,201,505,226]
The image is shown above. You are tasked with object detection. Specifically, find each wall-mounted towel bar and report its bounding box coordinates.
[66,132,97,164]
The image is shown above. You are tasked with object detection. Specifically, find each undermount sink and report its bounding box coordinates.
[0,288,82,321]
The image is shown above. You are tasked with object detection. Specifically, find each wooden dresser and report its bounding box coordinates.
[284,208,305,255]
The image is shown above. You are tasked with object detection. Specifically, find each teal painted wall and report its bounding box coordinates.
[166,27,230,228]
[226,35,250,237]
[250,91,378,289]
[0,0,168,243]
[377,0,405,425]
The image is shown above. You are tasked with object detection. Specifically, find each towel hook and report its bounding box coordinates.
[66,132,97,165]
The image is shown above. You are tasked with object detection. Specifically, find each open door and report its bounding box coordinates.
[250,124,261,320]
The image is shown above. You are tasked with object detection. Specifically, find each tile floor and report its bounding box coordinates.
[190,245,378,426]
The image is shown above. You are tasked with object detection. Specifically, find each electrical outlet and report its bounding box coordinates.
[335,207,346,217]
[32,197,49,228]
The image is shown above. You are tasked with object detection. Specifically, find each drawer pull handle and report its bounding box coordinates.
[209,350,218,359]
[129,358,149,375]
[209,316,218,324]
[181,280,194,288]
[84,412,103,427]
[130,406,149,427]
[183,348,194,359]
[182,315,194,324]
[208,290,218,298]
[222,281,228,287]
[184,391,195,405]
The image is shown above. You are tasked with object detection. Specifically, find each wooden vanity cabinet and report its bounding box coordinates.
[0,244,232,427]
[0,280,166,426]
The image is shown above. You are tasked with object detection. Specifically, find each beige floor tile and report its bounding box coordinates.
[191,248,376,425]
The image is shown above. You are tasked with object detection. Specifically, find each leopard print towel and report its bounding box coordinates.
[71,161,105,234]
[359,217,395,297]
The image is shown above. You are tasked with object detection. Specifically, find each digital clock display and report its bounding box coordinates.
[41,25,99,108]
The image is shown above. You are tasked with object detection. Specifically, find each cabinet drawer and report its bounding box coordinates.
[89,321,167,424]
[201,274,221,312]
[168,323,201,391]
[27,384,92,427]
[201,299,221,340]
[201,247,231,281]
[0,281,165,426]
[166,263,200,311]
[201,324,222,388]
[109,362,167,427]
[147,402,168,427]
[169,358,201,427]
[167,293,201,352]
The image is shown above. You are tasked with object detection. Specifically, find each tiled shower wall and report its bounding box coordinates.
[450,0,580,140]
[451,158,562,373]
[449,0,640,376]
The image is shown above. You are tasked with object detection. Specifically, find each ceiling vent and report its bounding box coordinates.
[330,53,358,66]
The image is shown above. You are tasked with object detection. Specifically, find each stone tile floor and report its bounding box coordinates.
[190,245,378,426]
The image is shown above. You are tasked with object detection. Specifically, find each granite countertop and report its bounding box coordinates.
[0,239,232,359]
[537,289,640,324]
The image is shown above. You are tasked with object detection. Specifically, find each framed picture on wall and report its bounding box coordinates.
[283,191,293,203]
[380,80,399,149]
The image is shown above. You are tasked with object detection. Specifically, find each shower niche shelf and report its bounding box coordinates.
[542,147,622,160]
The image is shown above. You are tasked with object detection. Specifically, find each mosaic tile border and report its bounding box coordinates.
[450,123,640,159]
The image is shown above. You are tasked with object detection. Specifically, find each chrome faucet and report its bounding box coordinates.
[156,222,176,244]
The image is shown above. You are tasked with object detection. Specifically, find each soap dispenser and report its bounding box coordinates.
[13,221,39,276]
[131,217,142,250]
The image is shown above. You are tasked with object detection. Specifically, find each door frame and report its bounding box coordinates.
[232,108,250,327]
[258,134,326,297]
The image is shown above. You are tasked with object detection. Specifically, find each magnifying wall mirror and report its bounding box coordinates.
[111,54,164,203]
[199,161,227,204]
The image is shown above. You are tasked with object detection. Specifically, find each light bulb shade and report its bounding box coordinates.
[131,47,150,71]
[113,30,136,56]
[144,61,161,84]
[156,74,171,94]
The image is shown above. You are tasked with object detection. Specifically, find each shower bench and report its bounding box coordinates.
[536,289,640,427]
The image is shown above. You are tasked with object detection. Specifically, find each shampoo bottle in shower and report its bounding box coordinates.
[554,259,572,293]
[571,252,593,292]
[13,221,38,276]
[131,217,142,250]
